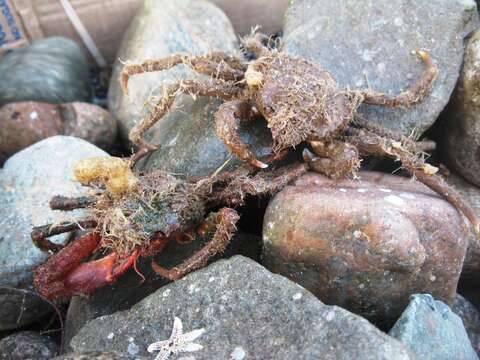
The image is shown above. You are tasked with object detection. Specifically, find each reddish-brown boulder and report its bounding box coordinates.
[0,102,116,164]
[263,171,471,324]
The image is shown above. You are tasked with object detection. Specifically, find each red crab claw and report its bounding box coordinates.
[33,232,139,302]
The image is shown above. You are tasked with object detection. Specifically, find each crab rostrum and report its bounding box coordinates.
[31,33,479,302]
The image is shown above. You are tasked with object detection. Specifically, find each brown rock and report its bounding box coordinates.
[445,172,480,275]
[0,101,117,164]
[444,29,480,187]
[263,171,470,324]
[61,103,117,151]
[0,102,61,164]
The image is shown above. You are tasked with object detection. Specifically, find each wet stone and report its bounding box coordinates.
[70,256,414,359]
[389,294,478,360]
[283,0,479,136]
[0,331,58,360]
[263,171,470,325]
[444,28,480,187]
[0,102,117,164]
[0,286,51,332]
[0,37,90,106]
[109,0,271,176]
[0,136,108,330]
[53,352,147,360]
[444,172,480,275]
[453,294,480,356]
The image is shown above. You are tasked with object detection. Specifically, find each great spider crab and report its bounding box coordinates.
[32,156,308,302]
[31,33,479,302]
[120,33,478,230]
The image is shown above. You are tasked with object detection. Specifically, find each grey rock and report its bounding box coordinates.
[0,37,90,106]
[53,352,147,360]
[71,256,414,360]
[390,294,478,360]
[63,233,260,350]
[444,28,480,187]
[0,286,50,332]
[283,0,479,136]
[136,101,273,176]
[453,294,480,356]
[109,0,271,176]
[0,331,58,360]
[0,136,107,330]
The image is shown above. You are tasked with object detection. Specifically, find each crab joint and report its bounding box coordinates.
[74,156,138,196]
[245,64,263,88]
[422,163,439,175]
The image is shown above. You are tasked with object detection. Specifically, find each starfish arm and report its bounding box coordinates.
[147,340,170,353]
[179,328,206,344]
[178,342,204,352]
[171,316,184,339]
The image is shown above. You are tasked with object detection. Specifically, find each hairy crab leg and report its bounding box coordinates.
[129,79,243,151]
[353,115,436,153]
[121,52,244,94]
[151,208,240,281]
[31,219,97,252]
[49,195,97,211]
[345,127,479,232]
[215,100,268,168]
[207,162,309,207]
[360,50,438,108]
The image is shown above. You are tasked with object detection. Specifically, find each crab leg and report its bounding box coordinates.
[121,52,244,94]
[49,195,97,211]
[360,50,438,108]
[129,79,243,150]
[215,100,268,168]
[206,162,309,206]
[353,115,436,152]
[31,219,97,252]
[151,208,240,281]
[345,127,479,232]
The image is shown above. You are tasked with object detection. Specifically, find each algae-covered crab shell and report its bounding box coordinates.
[72,157,207,253]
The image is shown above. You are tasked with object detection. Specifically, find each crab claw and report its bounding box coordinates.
[64,250,139,296]
[33,232,139,302]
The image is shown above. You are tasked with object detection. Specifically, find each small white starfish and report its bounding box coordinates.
[147,317,205,360]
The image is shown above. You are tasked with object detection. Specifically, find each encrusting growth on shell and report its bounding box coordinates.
[74,156,138,196]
